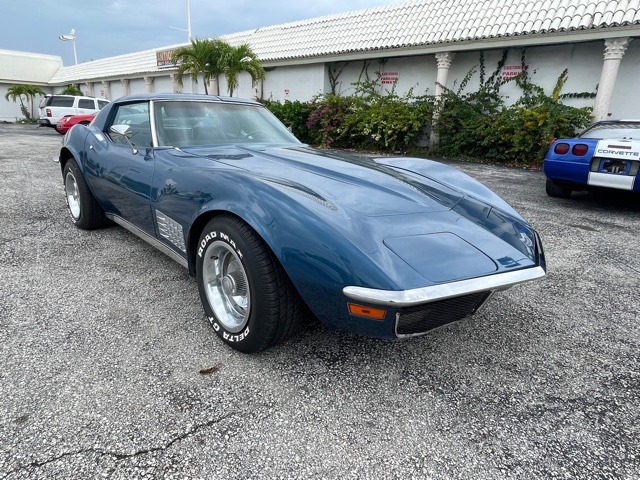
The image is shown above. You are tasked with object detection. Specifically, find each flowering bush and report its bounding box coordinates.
[305,94,358,148]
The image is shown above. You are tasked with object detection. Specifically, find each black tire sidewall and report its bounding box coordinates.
[545,178,572,198]
[63,158,102,230]
[63,160,83,226]
[196,218,274,353]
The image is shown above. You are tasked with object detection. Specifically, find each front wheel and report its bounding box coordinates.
[545,178,572,198]
[63,159,108,229]
[196,215,301,353]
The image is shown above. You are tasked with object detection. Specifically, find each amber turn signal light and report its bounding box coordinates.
[348,303,387,320]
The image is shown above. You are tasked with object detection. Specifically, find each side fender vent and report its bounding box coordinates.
[156,210,187,253]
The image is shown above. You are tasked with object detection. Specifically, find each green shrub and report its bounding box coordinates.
[340,79,433,152]
[263,99,313,144]
[435,55,593,166]
[268,52,593,165]
[61,84,83,96]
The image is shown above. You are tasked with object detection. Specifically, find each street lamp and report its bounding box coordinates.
[169,0,192,42]
[59,28,78,65]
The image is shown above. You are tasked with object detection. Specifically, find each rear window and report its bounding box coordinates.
[581,122,640,140]
[48,96,75,107]
[97,100,109,110]
[78,99,95,109]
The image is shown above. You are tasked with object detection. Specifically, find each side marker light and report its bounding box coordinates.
[348,303,387,320]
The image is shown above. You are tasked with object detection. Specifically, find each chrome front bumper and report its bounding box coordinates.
[343,265,546,307]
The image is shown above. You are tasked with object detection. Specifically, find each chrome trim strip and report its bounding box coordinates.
[149,100,158,147]
[343,266,546,307]
[107,214,188,268]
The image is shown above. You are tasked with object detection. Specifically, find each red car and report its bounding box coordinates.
[55,113,96,134]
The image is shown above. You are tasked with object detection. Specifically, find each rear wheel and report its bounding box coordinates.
[63,159,108,229]
[545,178,572,198]
[196,215,301,353]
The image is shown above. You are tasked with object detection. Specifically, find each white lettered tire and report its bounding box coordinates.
[196,215,301,353]
[62,158,108,230]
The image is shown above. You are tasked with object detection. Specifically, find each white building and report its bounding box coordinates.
[2,0,640,127]
[0,49,62,122]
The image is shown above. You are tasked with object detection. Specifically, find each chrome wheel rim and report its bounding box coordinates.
[202,240,250,333]
[65,171,80,220]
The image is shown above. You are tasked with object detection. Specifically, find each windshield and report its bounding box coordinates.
[581,122,640,140]
[153,101,300,147]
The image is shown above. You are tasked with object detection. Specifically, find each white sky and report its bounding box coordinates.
[1,0,410,66]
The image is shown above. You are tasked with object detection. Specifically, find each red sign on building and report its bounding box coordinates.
[381,71,399,85]
[156,49,178,68]
[502,65,528,80]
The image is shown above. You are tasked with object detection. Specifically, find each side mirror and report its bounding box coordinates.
[109,124,138,154]
[110,124,133,138]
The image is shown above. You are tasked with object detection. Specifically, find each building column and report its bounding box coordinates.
[121,78,130,96]
[170,73,181,93]
[593,37,631,121]
[84,82,95,97]
[144,76,154,93]
[429,52,455,148]
[255,79,263,101]
[101,80,111,100]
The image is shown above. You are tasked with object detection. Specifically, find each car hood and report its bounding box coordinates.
[171,144,540,284]
[176,144,511,216]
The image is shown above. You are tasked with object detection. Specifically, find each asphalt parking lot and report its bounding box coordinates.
[0,123,638,479]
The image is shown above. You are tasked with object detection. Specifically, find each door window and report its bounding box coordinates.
[78,98,95,109]
[48,96,74,107]
[109,102,151,148]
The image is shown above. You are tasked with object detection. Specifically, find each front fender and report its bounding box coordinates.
[185,173,402,330]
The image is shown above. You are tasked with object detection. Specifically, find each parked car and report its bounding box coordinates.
[56,93,546,353]
[39,94,109,132]
[544,120,640,197]
[55,113,96,135]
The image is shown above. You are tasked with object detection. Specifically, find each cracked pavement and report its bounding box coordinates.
[0,123,638,479]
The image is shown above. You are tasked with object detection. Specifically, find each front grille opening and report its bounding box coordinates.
[395,291,491,336]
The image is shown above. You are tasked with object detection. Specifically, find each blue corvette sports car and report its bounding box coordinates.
[544,120,640,197]
[57,94,546,353]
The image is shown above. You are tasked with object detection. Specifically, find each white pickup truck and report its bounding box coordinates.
[38,95,109,132]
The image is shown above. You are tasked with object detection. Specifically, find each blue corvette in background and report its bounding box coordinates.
[57,94,546,353]
[544,120,640,198]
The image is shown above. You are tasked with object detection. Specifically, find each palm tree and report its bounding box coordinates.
[172,38,230,95]
[206,39,232,96]
[4,84,46,120]
[222,44,265,97]
[61,84,83,95]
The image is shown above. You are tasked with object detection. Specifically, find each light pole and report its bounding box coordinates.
[59,28,78,65]
[186,0,192,42]
[170,0,192,42]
